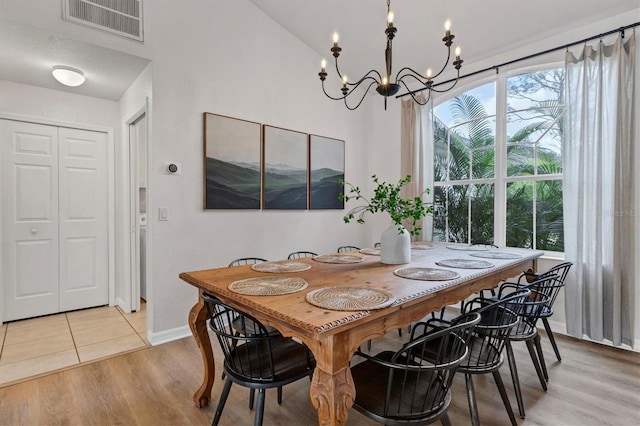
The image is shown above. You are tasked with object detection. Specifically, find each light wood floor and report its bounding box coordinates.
[0,303,147,387]
[0,328,638,425]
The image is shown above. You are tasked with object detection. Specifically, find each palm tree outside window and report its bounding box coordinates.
[431,68,565,252]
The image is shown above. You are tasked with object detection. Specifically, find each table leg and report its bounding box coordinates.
[188,297,215,408]
[310,367,355,426]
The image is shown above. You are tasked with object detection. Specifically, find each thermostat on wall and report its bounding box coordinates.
[164,162,181,175]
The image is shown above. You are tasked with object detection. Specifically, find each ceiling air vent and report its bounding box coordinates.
[63,0,144,42]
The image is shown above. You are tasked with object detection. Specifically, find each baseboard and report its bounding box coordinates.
[148,325,192,346]
[545,318,640,353]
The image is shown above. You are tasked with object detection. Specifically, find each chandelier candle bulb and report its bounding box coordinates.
[387,10,394,26]
[445,20,451,36]
[426,68,433,79]
[455,46,461,60]
[333,32,339,46]
[321,59,326,71]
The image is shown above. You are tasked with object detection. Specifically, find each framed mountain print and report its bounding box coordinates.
[262,125,308,209]
[204,113,261,209]
[309,134,345,209]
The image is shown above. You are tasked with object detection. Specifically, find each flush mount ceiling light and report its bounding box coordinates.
[318,0,464,110]
[51,66,86,87]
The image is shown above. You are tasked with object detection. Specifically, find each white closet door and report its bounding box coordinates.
[2,120,60,321]
[58,127,108,312]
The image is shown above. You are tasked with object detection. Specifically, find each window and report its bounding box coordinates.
[432,67,565,252]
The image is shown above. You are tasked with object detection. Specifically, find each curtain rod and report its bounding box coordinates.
[397,21,640,99]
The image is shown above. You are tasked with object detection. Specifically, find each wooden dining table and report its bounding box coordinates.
[179,243,542,426]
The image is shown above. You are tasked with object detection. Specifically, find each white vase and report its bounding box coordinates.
[380,222,411,264]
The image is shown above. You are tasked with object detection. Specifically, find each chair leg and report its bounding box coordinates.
[505,341,525,419]
[464,373,480,426]
[534,333,549,382]
[367,339,372,351]
[254,389,266,426]
[492,370,518,426]
[542,318,561,361]
[441,412,452,426]
[277,386,283,405]
[249,389,255,410]
[212,379,233,426]
[527,337,547,389]
[397,327,403,337]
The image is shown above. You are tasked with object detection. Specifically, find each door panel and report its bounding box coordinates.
[2,120,109,321]
[2,120,59,321]
[58,127,108,312]
[15,240,56,297]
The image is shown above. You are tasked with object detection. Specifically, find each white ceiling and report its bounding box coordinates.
[249,0,639,85]
[0,1,637,101]
[0,18,150,101]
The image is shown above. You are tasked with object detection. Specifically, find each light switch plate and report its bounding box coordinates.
[159,207,168,221]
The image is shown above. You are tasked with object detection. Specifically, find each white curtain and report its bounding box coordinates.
[400,96,433,240]
[564,34,635,347]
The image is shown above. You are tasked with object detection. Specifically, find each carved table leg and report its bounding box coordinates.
[189,297,215,408]
[310,367,355,426]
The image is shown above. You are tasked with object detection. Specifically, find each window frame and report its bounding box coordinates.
[430,62,565,256]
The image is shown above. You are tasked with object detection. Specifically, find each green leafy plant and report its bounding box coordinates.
[338,175,433,236]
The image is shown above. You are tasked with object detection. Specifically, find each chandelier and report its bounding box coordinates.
[318,0,463,110]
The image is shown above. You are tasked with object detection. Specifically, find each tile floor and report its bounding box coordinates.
[0,301,148,387]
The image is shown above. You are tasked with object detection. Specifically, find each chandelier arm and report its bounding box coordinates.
[429,70,462,93]
[347,75,380,92]
[398,79,432,105]
[429,47,454,81]
[350,70,383,87]
[394,66,428,84]
[344,81,378,110]
[396,72,430,89]
[322,77,378,101]
[334,57,383,86]
[321,80,350,101]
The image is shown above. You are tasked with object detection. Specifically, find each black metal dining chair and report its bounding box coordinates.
[419,288,530,426]
[515,262,572,362]
[351,312,481,425]
[287,251,318,259]
[337,245,360,253]
[228,257,268,267]
[495,278,554,418]
[227,256,280,409]
[201,294,316,426]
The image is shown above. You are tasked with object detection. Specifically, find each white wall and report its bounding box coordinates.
[0,81,120,127]
[143,0,372,337]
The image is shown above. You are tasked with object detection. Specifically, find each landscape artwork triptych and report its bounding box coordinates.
[204,112,345,210]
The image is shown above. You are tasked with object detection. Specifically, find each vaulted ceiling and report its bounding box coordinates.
[249,0,639,83]
[1,0,637,100]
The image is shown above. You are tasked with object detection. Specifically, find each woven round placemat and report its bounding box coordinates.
[446,244,489,251]
[251,260,311,273]
[359,248,381,256]
[312,254,365,264]
[435,259,495,269]
[305,286,395,311]
[228,277,308,296]
[393,267,460,281]
[411,242,434,250]
[469,251,523,259]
